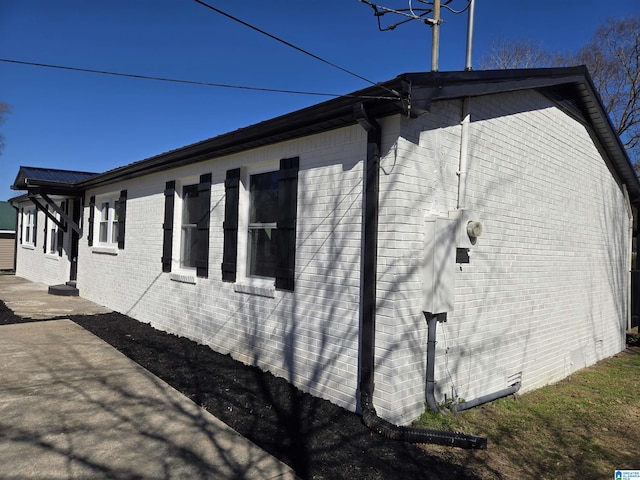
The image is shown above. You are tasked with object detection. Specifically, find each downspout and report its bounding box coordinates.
[354,103,487,450]
[623,185,634,331]
[425,313,445,413]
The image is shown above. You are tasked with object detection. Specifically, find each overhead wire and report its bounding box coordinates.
[192,0,402,99]
[0,58,400,100]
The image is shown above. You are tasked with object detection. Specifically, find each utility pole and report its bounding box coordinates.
[431,0,441,72]
[360,0,474,72]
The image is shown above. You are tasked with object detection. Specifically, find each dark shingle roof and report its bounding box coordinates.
[12,167,97,191]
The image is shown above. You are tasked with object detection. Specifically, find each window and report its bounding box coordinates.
[98,200,118,245]
[48,209,59,254]
[222,157,299,291]
[162,174,211,277]
[24,209,35,245]
[248,171,279,278]
[88,191,126,249]
[180,184,203,269]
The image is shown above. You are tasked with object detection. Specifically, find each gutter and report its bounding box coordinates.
[354,103,487,450]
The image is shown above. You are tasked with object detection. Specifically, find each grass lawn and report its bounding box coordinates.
[416,333,640,479]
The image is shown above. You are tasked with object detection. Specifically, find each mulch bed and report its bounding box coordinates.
[0,300,478,480]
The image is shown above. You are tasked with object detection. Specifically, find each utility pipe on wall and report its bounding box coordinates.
[457,97,471,209]
[354,103,487,450]
[464,0,476,71]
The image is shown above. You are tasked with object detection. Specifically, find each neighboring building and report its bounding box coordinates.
[0,201,17,271]
[10,67,640,425]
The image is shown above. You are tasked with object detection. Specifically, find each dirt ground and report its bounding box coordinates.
[0,301,480,480]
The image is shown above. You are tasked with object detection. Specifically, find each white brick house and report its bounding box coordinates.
[10,67,640,426]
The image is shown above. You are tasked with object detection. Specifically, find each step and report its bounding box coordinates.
[48,284,80,297]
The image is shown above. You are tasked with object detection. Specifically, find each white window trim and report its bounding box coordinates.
[46,204,60,256]
[23,208,35,245]
[235,162,279,293]
[171,175,200,277]
[94,194,119,248]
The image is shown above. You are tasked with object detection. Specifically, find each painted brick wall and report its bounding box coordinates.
[375,90,630,423]
[67,89,631,425]
[14,203,71,285]
[78,124,370,413]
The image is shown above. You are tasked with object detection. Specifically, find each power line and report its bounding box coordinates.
[0,58,399,100]
[193,0,402,99]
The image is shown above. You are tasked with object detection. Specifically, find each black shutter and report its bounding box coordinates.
[58,201,66,256]
[195,174,211,278]
[33,207,37,247]
[88,196,95,246]
[222,168,240,282]
[275,157,299,291]
[43,206,48,253]
[117,190,127,249]
[162,181,175,272]
[19,208,23,244]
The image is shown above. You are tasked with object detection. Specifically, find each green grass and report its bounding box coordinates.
[416,343,640,480]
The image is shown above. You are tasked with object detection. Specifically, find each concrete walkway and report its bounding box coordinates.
[0,275,111,319]
[0,275,297,479]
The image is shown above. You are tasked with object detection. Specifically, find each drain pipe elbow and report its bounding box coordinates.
[452,382,521,412]
[361,400,487,449]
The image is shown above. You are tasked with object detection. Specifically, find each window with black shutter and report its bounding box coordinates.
[117,190,127,249]
[33,208,37,247]
[222,168,240,282]
[43,206,48,253]
[88,196,95,246]
[275,157,299,291]
[162,181,175,272]
[194,174,211,278]
[226,158,299,291]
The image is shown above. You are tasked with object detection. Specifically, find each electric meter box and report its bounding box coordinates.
[422,217,456,314]
[449,209,482,248]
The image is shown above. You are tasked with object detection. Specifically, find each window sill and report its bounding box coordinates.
[169,273,197,285]
[234,281,275,298]
[21,244,35,250]
[91,246,118,256]
[44,254,60,261]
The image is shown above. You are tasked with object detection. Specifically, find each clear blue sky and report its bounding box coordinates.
[1,0,638,201]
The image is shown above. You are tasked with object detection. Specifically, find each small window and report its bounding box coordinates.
[24,209,35,245]
[96,198,119,246]
[248,171,278,278]
[99,202,109,243]
[180,184,200,269]
[162,175,210,277]
[48,210,59,254]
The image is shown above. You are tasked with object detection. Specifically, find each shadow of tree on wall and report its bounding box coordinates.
[374,93,634,478]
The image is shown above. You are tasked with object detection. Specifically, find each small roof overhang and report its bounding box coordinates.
[11,166,97,197]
